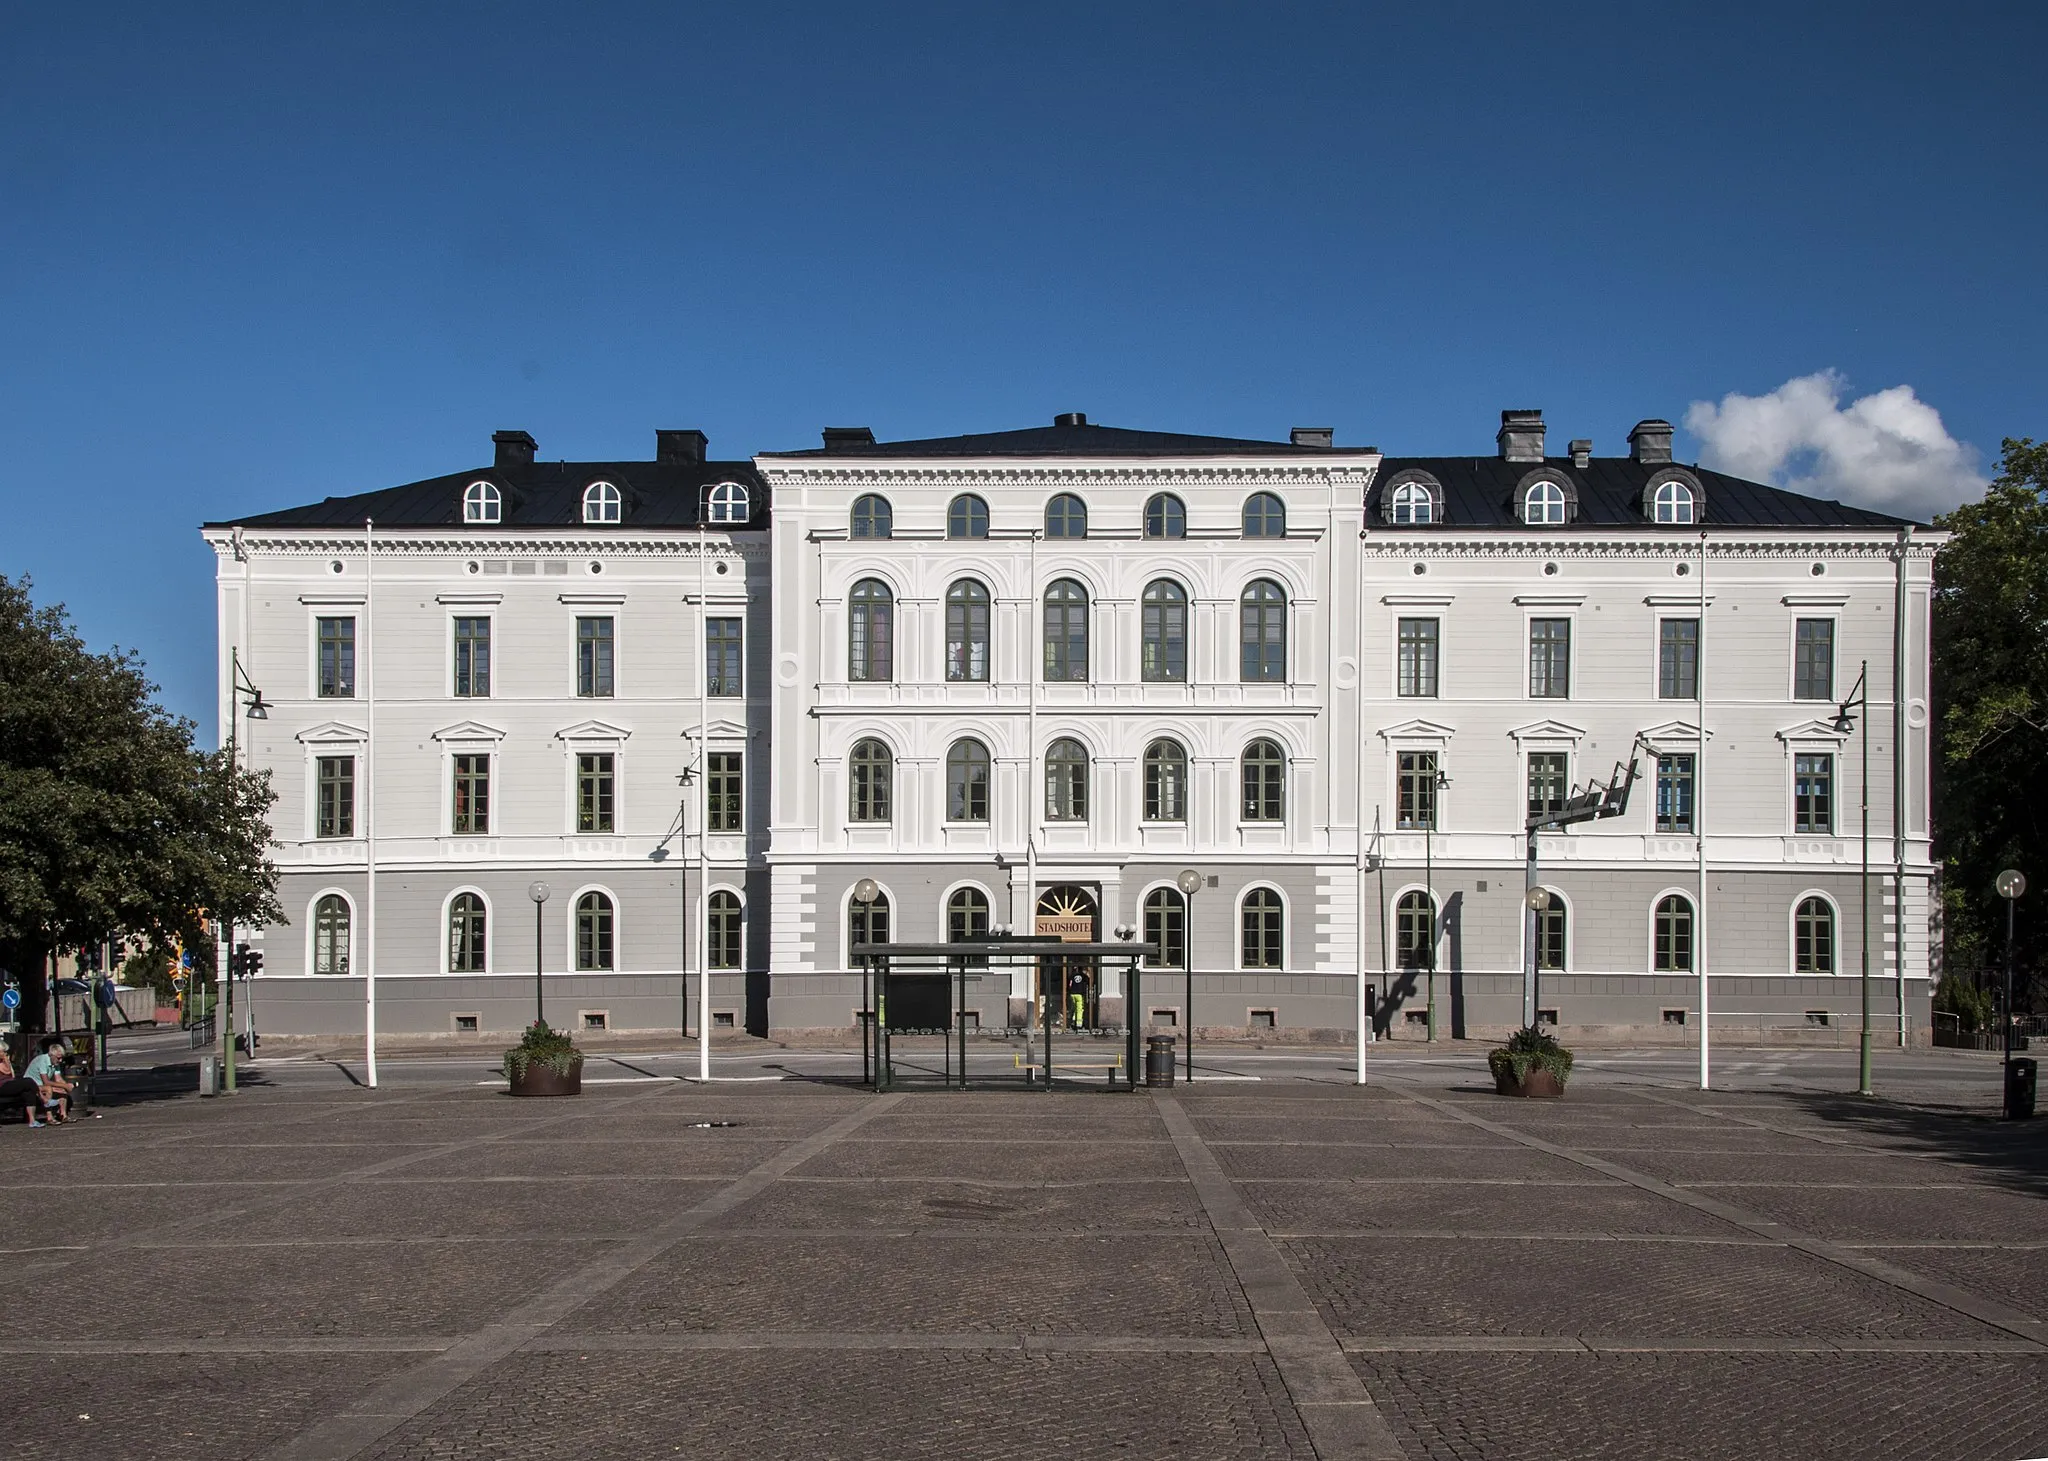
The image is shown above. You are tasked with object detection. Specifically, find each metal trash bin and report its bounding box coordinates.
[199,1054,220,1097]
[2005,1057,2036,1120]
[1144,1034,1177,1089]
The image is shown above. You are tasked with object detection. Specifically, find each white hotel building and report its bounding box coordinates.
[206,410,1940,1041]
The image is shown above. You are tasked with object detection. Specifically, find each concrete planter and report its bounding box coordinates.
[1493,1065,1565,1099]
[507,1059,583,1097]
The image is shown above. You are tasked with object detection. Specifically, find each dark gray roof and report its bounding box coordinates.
[1370,456,1917,530]
[209,458,767,531]
[761,421,1341,459]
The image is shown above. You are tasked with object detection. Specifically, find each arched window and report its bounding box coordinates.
[946,738,991,822]
[1241,888,1284,968]
[1390,482,1436,524]
[1654,894,1694,972]
[463,481,501,524]
[575,891,615,971]
[947,886,990,944]
[1395,890,1437,970]
[1653,480,1695,524]
[1524,480,1567,525]
[705,481,750,524]
[945,579,990,683]
[1144,493,1186,539]
[1045,737,1088,821]
[448,892,487,972]
[948,493,989,539]
[313,894,351,976]
[1241,739,1285,822]
[1043,579,1089,681]
[1144,887,1186,968]
[1240,579,1287,682]
[1243,492,1286,537]
[1535,893,1566,971]
[849,888,890,960]
[1141,579,1188,683]
[1795,896,1834,972]
[582,482,621,524]
[708,890,742,969]
[1045,493,1088,538]
[849,739,892,822]
[848,579,894,682]
[850,493,893,538]
[1143,739,1187,822]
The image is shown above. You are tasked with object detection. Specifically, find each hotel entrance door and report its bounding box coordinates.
[1035,886,1098,1029]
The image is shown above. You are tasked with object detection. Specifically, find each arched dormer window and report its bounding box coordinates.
[705,481,750,524]
[948,494,989,539]
[582,482,621,524]
[463,481,501,524]
[1046,493,1087,539]
[1643,469,1705,526]
[1143,493,1186,539]
[850,493,893,538]
[1522,479,1569,525]
[1243,492,1286,537]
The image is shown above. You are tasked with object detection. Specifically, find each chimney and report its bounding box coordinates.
[1291,427,1334,450]
[821,426,876,450]
[1054,412,1088,427]
[1569,438,1592,468]
[492,430,538,468]
[1497,410,1545,463]
[656,429,708,465]
[1629,419,1675,464]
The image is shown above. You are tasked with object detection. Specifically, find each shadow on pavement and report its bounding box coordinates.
[1782,1090,2047,1199]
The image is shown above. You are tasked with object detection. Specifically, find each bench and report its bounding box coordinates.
[1014,1053,1126,1086]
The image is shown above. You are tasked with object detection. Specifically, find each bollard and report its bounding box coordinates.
[1144,1034,1177,1089]
[199,1054,220,1096]
[2006,1057,2036,1121]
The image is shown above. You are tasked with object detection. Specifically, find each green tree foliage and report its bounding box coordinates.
[1931,439,2047,990]
[0,575,280,1030]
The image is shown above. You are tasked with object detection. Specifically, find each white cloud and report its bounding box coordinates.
[1683,370,1985,521]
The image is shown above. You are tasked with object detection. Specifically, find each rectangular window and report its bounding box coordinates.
[1529,618,1571,698]
[1527,752,1568,827]
[452,754,491,834]
[1396,750,1438,830]
[1658,618,1698,700]
[1535,905,1566,971]
[1397,617,1439,698]
[707,752,743,833]
[576,616,615,697]
[315,755,354,839]
[576,753,614,833]
[1793,753,1834,834]
[706,618,743,698]
[317,617,356,698]
[452,617,491,698]
[1794,619,1834,700]
[1655,754,1695,834]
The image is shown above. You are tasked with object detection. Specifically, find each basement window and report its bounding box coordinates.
[452,1012,481,1033]
[1536,1008,1560,1027]
[1661,1008,1687,1026]
[712,1010,736,1029]
[1249,1009,1276,1030]
[580,1010,609,1032]
[1804,1010,1831,1027]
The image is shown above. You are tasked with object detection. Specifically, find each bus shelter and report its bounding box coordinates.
[849,938,1158,1091]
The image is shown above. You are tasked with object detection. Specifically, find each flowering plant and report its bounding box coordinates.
[503,1019,582,1079]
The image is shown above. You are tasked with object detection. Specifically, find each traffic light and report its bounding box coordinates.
[244,950,263,978]
[229,944,249,977]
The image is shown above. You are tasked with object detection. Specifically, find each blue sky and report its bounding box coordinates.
[3,2,2043,735]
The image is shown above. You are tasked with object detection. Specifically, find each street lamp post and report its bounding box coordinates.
[1525,886,1552,1021]
[1831,662,1872,1097]
[220,647,269,1094]
[527,882,551,1026]
[1177,869,1202,1083]
[1997,870,2026,1086]
[853,878,878,1087]
[1425,764,1450,1043]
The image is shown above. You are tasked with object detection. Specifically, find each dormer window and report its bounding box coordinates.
[1391,483,1435,524]
[582,482,621,524]
[1654,480,1695,524]
[850,493,893,538]
[1523,480,1568,525]
[705,481,750,524]
[463,481,501,525]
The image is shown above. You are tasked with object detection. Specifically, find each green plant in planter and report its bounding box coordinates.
[503,1019,583,1079]
[1488,1024,1574,1089]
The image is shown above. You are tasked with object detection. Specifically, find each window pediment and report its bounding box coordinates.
[686,717,751,743]
[557,718,633,744]
[1777,718,1849,745]
[1507,718,1587,744]
[1639,719,1713,746]
[432,719,508,743]
[296,720,369,745]
[1376,717,1457,743]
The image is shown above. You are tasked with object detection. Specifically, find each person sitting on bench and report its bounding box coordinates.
[0,1046,47,1127]
[23,1037,73,1125]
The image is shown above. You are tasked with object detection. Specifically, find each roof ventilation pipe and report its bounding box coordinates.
[1054,412,1088,427]
[1569,439,1592,468]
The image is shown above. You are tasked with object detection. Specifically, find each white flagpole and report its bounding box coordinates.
[1697,528,1709,1091]
[698,532,711,1083]
[364,518,378,1089]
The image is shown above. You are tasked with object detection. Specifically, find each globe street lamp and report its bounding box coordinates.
[1831,662,1872,1097]
[1177,869,1203,1082]
[527,881,551,1027]
[1525,886,1552,1025]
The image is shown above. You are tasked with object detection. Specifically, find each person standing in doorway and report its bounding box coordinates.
[1067,968,1087,1031]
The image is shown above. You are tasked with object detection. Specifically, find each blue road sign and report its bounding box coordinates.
[1,988,19,1010]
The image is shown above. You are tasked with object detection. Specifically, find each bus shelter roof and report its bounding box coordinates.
[849,941,1159,962]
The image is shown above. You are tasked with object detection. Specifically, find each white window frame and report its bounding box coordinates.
[463,481,501,524]
[582,481,622,524]
[705,481,750,524]
[1653,480,1695,524]
[1387,881,1441,972]
[305,888,358,978]
[296,722,368,843]
[1524,610,1576,700]
[1790,889,1842,975]
[1648,888,1697,973]
[1520,884,1573,975]
[567,883,622,972]
[1789,613,1840,702]
[1523,480,1568,525]
[844,880,899,970]
[1236,881,1288,972]
[442,885,494,974]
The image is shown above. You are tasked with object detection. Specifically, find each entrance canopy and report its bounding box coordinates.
[849,939,1158,1091]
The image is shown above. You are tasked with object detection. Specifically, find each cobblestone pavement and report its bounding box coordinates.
[5,1051,2044,1460]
